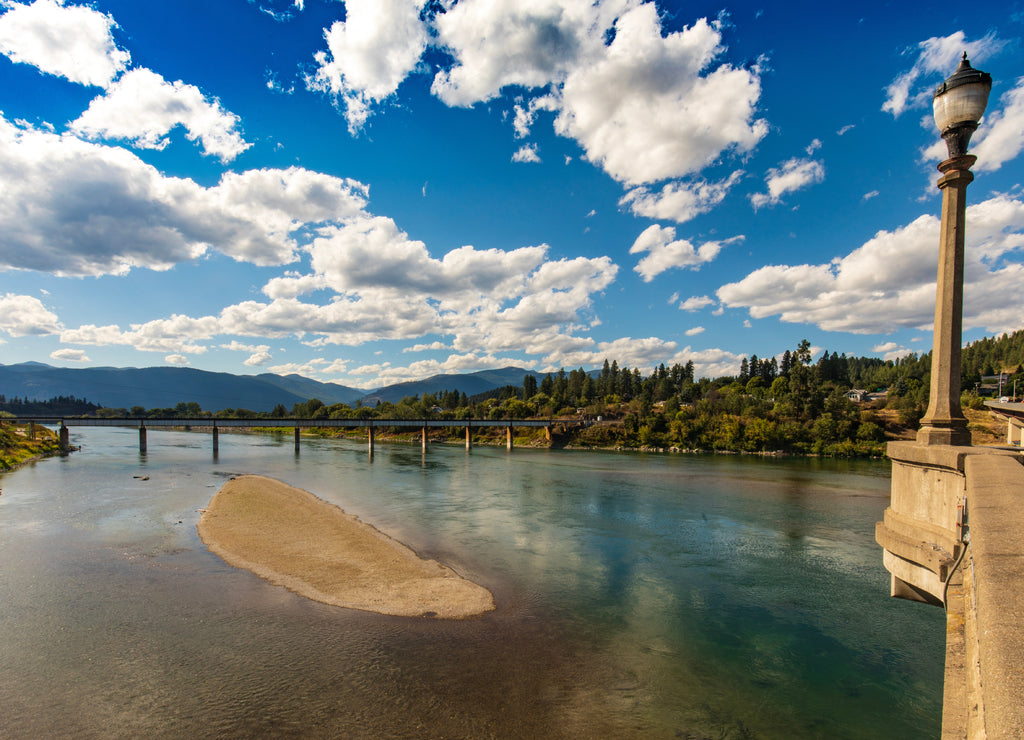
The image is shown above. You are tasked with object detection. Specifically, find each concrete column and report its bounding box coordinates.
[367,422,375,455]
[294,426,300,452]
[917,156,975,446]
[465,425,472,450]
[27,421,35,439]
[139,425,147,453]
[212,425,219,454]
[545,425,552,442]
[421,425,428,452]
[59,423,69,451]
[506,425,513,450]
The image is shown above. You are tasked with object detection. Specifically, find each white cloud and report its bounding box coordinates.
[0,293,60,336]
[666,345,745,380]
[164,354,190,366]
[882,31,1005,117]
[749,156,824,209]
[0,116,368,275]
[679,295,714,312]
[220,340,273,367]
[863,190,879,201]
[428,1,765,189]
[872,342,913,361]
[837,124,855,136]
[554,5,766,186]
[717,193,1024,335]
[973,76,1024,173]
[620,171,743,223]
[431,0,611,106]
[243,351,273,367]
[512,143,541,163]
[71,68,250,162]
[805,138,822,155]
[50,348,89,362]
[684,326,704,336]
[355,352,533,386]
[403,341,451,353]
[629,224,738,282]
[0,0,129,87]
[307,0,428,133]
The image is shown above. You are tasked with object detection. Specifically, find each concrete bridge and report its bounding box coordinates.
[877,435,1024,738]
[11,416,576,456]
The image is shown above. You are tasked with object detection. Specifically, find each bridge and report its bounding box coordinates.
[8,416,578,455]
[876,409,1024,738]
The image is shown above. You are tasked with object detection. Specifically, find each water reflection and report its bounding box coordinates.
[0,428,944,739]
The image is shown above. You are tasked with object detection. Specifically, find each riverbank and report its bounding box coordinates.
[0,422,65,471]
[197,475,495,619]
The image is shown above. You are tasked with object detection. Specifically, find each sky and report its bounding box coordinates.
[0,0,1023,390]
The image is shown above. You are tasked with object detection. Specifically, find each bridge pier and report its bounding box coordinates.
[367,422,374,456]
[59,423,69,451]
[506,425,513,450]
[139,425,147,453]
[212,425,219,453]
[27,421,35,440]
[294,427,300,453]
[422,425,428,452]
[465,425,472,450]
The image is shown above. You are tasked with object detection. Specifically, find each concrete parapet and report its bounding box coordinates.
[961,454,1024,738]
[880,443,1023,738]
[878,442,1017,605]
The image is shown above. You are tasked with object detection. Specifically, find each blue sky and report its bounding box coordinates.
[0,0,1022,388]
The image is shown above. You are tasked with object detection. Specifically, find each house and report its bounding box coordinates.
[845,389,869,402]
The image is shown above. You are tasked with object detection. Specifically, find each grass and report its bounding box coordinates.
[0,423,65,471]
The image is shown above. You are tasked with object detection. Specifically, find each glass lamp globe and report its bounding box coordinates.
[933,53,992,156]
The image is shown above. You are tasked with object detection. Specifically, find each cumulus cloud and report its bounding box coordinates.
[307,0,428,133]
[749,155,825,209]
[0,293,60,336]
[0,0,129,86]
[0,116,368,275]
[553,6,766,186]
[221,340,273,366]
[629,224,739,282]
[71,68,251,162]
[685,326,704,336]
[620,171,744,223]
[679,295,715,312]
[717,193,1024,335]
[430,0,610,106]
[164,354,189,366]
[50,348,89,362]
[351,352,533,386]
[512,143,541,163]
[57,215,620,372]
[973,76,1024,173]
[882,31,1005,117]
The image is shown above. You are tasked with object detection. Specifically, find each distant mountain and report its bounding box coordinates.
[0,363,362,413]
[256,373,365,406]
[0,362,542,414]
[359,366,540,404]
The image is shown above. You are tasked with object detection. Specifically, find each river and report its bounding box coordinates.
[0,426,944,739]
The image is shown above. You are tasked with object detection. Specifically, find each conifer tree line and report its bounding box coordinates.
[6,331,1022,456]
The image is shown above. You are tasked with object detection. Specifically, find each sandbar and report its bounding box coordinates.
[197,475,495,618]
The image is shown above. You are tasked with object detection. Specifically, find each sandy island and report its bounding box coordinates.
[197,475,495,619]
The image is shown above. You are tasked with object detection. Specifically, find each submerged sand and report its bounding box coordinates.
[197,475,495,619]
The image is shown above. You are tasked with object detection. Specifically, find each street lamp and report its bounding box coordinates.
[916,53,992,447]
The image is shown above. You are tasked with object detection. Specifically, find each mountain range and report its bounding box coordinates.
[0,362,539,413]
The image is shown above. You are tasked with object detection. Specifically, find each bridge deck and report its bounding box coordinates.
[9,417,565,429]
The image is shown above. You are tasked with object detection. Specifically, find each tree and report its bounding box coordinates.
[522,374,538,400]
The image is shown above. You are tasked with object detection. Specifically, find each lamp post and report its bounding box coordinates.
[916,53,992,447]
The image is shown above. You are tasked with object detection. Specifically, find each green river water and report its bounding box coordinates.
[0,426,944,738]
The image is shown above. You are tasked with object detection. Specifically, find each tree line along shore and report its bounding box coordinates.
[4,332,1022,459]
